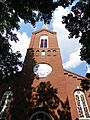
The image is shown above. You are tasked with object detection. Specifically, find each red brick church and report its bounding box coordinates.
[0,28,90,120]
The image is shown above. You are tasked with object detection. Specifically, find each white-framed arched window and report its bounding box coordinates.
[0,89,13,119]
[74,89,90,119]
[39,35,48,48]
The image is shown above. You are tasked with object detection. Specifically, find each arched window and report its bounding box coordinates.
[41,50,45,56]
[74,89,90,119]
[47,50,51,56]
[53,49,57,56]
[36,50,39,56]
[0,89,13,119]
[30,111,51,120]
[40,35,48,48]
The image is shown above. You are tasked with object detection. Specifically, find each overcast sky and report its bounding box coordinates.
[10,6,87,77]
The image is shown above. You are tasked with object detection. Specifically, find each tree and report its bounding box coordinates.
[80,79,90,91]
[62,0,90,64]
[57,98,71,120]
[31,81,59,109]
[0,0,21,79]
[0,0,75,79]
[30,81,72,120]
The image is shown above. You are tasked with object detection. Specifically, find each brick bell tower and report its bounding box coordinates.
[21,27,90,120]
[29,28,67,100]
[22,27,69,120]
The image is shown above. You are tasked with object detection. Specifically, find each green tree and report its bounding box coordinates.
[62,0,90,64]
[31,81,59,109]
[30,81,72,120]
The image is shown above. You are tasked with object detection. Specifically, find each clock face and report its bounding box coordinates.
[33,63,52,78]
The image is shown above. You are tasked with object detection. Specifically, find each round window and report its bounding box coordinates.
[33,63,52,78]
[30,111,51,120]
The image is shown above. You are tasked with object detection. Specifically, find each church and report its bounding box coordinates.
[0,28,90,120]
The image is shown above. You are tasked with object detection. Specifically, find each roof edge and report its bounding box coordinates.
[64,69,86,79]
[32,28,56,34]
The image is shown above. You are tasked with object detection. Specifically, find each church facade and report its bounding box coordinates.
[0,28,90,120]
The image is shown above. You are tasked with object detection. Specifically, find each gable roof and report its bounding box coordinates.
[64,69,86,80]
[32,28,56,34]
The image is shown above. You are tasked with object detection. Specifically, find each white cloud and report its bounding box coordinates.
[53,0,58,2]
[52,6,69,30]
[52,6,82,69]
[63,49,84,69]
[10,30,30,61]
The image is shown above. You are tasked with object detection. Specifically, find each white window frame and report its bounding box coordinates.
[74,90,90,119]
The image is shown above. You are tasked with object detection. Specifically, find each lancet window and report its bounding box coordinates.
[74,90,90,119]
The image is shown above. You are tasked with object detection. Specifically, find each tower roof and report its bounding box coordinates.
[29,27,58,48]
[32,28,56,35]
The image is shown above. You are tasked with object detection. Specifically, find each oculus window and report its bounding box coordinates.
[33,63,52,78]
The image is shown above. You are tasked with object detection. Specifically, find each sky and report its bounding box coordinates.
[10,6,87,77]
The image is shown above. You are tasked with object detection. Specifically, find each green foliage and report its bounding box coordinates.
[30,81,72,119]
[57,98,72,120]
[31,81,59,109]
[86,73,90,78]
[80,79,90,91]
[62,0,90,64]
[0,0,21,79]
[0,34,22,79]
